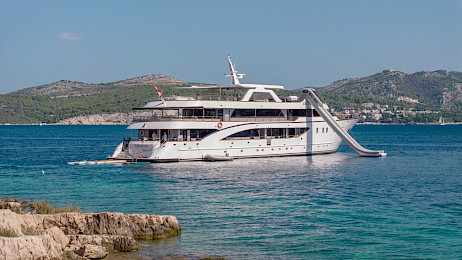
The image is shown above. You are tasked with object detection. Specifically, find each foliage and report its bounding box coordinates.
[27,200,82,214]
[0,227,18,237]
[21,225,39,236]
[0,84,196,124]
[1,70,461,124]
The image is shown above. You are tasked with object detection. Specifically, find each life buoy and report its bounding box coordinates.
[139,130,145,136]
[217,122,223,129]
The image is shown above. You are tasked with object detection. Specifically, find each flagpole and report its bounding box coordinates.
[153,84,165,104]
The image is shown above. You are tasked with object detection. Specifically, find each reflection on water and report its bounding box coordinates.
[144,152,359,177]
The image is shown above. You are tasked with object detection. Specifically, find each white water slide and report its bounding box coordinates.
[302,88,386,157]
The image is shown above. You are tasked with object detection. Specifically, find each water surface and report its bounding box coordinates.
[0,125,461,259]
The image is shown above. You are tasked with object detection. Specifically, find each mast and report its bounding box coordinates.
[225,55,245,84]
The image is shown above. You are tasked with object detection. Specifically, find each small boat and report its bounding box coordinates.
[439,115,446,125]
[204,154,234,162]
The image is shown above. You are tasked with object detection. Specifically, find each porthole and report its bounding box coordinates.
[241,150,243,152]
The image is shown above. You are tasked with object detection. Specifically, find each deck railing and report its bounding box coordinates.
[132,116,301,122]
[132,116,222,122]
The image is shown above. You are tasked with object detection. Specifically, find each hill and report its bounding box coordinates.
[319,70,462,111]
[0,75,193,124]
[11,75,185,98]
[1,70,461,124]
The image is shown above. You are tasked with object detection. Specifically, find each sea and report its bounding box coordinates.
[0,124,461,259]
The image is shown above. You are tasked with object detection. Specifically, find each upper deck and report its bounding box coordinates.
[130,56,325,125]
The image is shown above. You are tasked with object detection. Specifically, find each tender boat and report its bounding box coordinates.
[109,56,385,163]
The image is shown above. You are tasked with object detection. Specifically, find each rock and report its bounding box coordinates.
[0,234,62,260]
[68,235,138,252]
[127,214,181,239]
[62,249,86,260]
[75,244,107,259]
[43,212,134,237]
[0,206,180,259]
[0,199,23,214]
[44,226,69,250]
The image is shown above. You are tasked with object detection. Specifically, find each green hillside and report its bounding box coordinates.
[319,70,462,111]
[0,84,196,124]
[1,70,461,124]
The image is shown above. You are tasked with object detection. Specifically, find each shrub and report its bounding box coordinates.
[28,201,82,214]
[0,227,17,237]
[21,225,39,236]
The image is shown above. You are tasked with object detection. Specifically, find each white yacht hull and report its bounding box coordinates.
[110,118,359,163]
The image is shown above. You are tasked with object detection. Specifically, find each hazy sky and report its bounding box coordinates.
[1,0,461,93]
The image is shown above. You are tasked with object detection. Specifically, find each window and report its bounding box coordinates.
[231,109,255,117]
[288,128,296,137]
[190,129,216,139]
[223,127,309,140]
[256,109,283,117]
[266,128,285,138]
[224,129,260,139]
[290,109,307,117]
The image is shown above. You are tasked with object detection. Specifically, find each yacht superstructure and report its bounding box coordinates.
[110,56,384,162]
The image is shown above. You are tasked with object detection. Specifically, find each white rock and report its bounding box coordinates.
[0,235,62,260]
[44,226,69,250]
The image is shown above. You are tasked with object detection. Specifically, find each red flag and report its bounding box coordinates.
[153,84,163,97]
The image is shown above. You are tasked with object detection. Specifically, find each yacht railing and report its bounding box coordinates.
[132,116,222,122]
[132,116,300,122]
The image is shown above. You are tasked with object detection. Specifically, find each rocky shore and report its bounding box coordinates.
[0,199,181,260]
[55,113,132,125]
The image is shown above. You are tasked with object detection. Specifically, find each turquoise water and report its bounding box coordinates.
[0,125,461,259]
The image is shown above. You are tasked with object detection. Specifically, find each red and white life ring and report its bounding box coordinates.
[217,122,223,129]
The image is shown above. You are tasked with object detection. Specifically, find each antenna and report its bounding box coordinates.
[224,55,246,84]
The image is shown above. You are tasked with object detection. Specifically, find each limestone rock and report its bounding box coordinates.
[0,234,62,260]
[0,205,181,259]
[75,244,107,259]
[44,226,69,250]
[0,199,23,214]
[68,235,138,252]
[43,212,134,237]
[127,214,181,239]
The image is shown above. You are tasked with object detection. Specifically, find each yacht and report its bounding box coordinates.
[109,56,385,162]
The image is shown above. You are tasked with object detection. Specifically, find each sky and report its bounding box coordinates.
[1,0,461,94]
